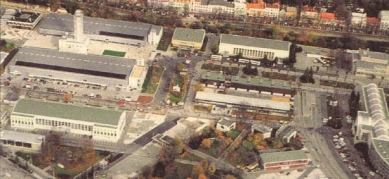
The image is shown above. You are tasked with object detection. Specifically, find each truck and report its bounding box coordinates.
[244,163,259,171]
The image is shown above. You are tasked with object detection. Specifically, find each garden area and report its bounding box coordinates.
[167,74,188,104]
[102,50,126,57]
[320,80,355,89]
[157,29,173,51]
[188,123,244,158]
[201,63,239,75]
[141,66,164,94]
[261,71,296,81]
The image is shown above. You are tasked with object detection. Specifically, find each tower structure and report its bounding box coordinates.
[73,9,84,42]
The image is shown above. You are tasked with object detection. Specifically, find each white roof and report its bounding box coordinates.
[195,91,290,111]
[0,130,45,144]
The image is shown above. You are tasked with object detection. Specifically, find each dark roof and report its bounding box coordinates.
[12,46,135,79]
[39,13,156,38]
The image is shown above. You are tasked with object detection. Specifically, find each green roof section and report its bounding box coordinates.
[13,99,124,126]
[172,28,206,43]
[201,71,292,89]
[260,150,308,163]
[220,34,291,51]
[372,139,389,163]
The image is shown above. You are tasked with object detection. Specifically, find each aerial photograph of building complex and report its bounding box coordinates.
[0,0,389,178]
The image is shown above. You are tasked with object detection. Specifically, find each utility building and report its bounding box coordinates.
[171,28,206,50]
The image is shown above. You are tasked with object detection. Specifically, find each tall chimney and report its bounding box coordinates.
[73,9,84,42]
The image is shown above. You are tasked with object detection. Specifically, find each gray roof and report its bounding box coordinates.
[355,60,386,69]
[220,34,291,51]
[201,0,234,7]
[218,118,235,126]
[260,150,308,163]
[12,98,124,126]
[39,13,159,37]
[0,130,45,144]
[172,28,206,43]
[13,46,135,79]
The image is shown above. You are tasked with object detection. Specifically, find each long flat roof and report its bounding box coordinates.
[260,150,307,163]
[195,91,290,111]
[39,13,160,38]
[13,46,135,79]
[0,130,45,144]
[172,28,206,43]
[220,34,291,51]
[12,98,124,126]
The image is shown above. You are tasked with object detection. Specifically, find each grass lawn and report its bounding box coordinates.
[102,50,126,57]
[201,63,239,75]
[141,66,164,94]
[179,152,203,162]
[173,162,194,179]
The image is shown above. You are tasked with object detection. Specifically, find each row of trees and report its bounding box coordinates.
[300,67,315,84]
[348,90,360,119]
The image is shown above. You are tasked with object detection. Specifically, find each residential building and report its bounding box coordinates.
[0,130,45,153]
[285,6,297,20]
[246,2,265,17]
[264,2,280,18]
[251,123,272,138]
[348,48,389,78]
[148,0,170,8]
[366,17,380,27]
[171,28,206,50]
[167,0,191,9]
[10,98,128,142]
[353,84,389,177]
[190,0,234,15]
[38,12,163,46]
[351,12,367,27]
[276,125,297,144]
[378,10,389,30]
[301,5,319,20]
[259,150,309,170]
[320,12,335,21]
[219,34,291,61]
[9,46,137,91]
[216,118,236,132]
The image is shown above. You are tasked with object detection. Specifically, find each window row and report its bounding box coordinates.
[93,130,117,137]
[233,48,275,59]
[35,118,93,131]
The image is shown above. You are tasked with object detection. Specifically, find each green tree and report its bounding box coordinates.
[176,63,184,72]
[201,138,211,149]
[211,42,219,54]
[242,140,254,150]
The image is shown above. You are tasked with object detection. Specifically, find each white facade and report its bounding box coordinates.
[219,34,291,60]
[216,118,236,132]
[190,0,234,14]
[11,99,127,142]
[379,10,389,30]
[128,65,148,90]
[351,12,367,27]
[264,3,280,18]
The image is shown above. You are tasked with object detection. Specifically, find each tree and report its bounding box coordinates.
[194,83,204,91]
[197,174,207,179]
[242,140,254,150]
[40,131,62,164]
[207,163,216,175]
[211,42,219,54]
[176,63,184,72]
[201,138,211,149]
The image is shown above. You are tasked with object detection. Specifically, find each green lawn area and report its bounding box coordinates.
[179,152,203,162]
[201,63,239,75]
[141,66,164,94]
[102,50,126,57]
[169,163,194,179]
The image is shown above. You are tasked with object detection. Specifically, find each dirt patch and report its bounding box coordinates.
[137,96,153,104]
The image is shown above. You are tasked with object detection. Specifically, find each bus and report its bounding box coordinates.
[239,58,250,64]
[244,163,259,171]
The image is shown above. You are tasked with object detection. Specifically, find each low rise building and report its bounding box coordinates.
[276,125,297,144]
[301,5,319,21]
[194,91,291,116]
[219,34,291,61]
[349,48,389,78]
[264,2,280,18]
[216,118,236,132]
[5,9,43,29]
[353,84,389,177]
[378,10,389,30]
[259,150,309,170]
[351,12,367,27]
[171,28,206,50]
[246,3,265,17]
[320,12,335,22]
[0,130,45,153]
[128,65,147,90]
[190,0,234,14]
[251,123,272,138]
[285,6,297,20]
[10,99,128,142]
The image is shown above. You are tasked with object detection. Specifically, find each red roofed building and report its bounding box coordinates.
[320,12,335,21]
[265,2,280,17]
[246,2,265,17]
[301,5,319,20]
[367,17,381,25]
